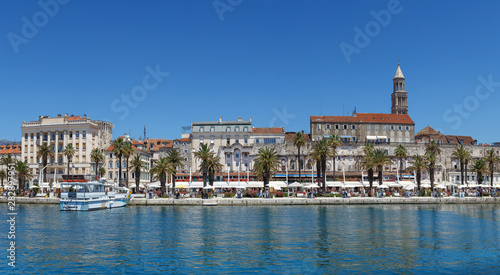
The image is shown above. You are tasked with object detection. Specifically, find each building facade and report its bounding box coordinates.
[20,114,113,185]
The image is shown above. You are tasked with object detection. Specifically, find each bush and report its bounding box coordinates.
[419,189,426,197]
[224,192,235,198]
[274,191,284,197]
[243,189,259,198]
[426,190,432,197]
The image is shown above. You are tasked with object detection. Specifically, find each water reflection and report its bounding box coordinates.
[2,204,500,273]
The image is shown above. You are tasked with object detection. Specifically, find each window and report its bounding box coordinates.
[51,134,55,140]
[174,141,179,145]
[235,153,240,158]
[383,125,387,131]
[352,137,356,142]
[390,126,394,131]
[115,162,119,168]
[69,133,72,138]
[184,150,188,154]
[199,126,204,132]
[227,138,230,144]
[76,132,79,138]
[123,162,127,168]
[398,126,402,131]
[405,126,409,131]
[367,125,371,131]
[243,126,248,131]
[200,137,204,143]
[235,126,240,132]
[335,124,340,130]
[235,139,239,143]
[210,138,214,144]
[343,125,348,130]
[210,126,215,132]
[351,125,356,130]
[375,125,379,131]
[255,139,260,144]
[227,154,231,159]
[317,124,321,131]
[184,158,188,161]
[244,139,248,144]
[326,124,331,130]
[226,126,231,132]
[264,138,276,144]
[109,172,113,179]
[406,137,410,143]
[83,132,86,138]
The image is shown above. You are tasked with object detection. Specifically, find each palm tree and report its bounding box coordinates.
[254,147,281,190]
[99,167,106,178]
[207,154,223,187]
[483,149,499,187]
[150,157,169,196]
[394,144,408,181]
[0,169,6,187]
[37,143,54,183]
[292,132,306,183]
[1,153,14,168]
[372,149,392,187]
[451,145,471,186]
[90,148,104,180]
[62,144,76,175]
[361,143,375,193]
[112,138,126,186]
[14,161,32,191]
[407,154,427,192]
[130,154,145,194]
[194,143,212,187]
[425,140,441,191]
[427,152,436,191]
[310,139,330,193]
[166,149,183,190]
[328,135,341,181]
[122,143,134,188]
[471,158,488,185]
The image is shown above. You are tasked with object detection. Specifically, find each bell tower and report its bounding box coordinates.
[391,63,408,114]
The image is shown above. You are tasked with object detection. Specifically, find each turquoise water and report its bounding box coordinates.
[2,204,500,274]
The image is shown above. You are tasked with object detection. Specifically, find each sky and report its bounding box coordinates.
[1,0,500,144]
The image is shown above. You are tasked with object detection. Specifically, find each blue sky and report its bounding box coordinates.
[2,0,500,144]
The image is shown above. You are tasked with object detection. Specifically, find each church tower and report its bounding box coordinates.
[391,64,408,114]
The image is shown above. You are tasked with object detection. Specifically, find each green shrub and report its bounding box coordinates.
[419,189,426,197]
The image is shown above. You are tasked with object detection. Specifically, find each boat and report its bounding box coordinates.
[202,201,218,206]
[60,175,131,211]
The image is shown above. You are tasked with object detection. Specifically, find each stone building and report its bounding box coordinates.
[20,114,113,185]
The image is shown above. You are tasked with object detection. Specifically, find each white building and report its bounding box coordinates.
[21,114,113,185]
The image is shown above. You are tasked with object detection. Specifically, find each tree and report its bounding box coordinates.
[451,145,471,186]
[130,154,146,194]
[483,149,499,186]
[194,143,212,187]
[394,144,408,181]
[0,169,6,187]
[150,157,169,196]
[328,135,341,181]
[90,148,104,180]
[425,140,441,191]
[427,152,436,191]
[99,167,106,178]
[14,161,32,191]
[471,158,488,185]
[407,154,427,192]
[122,143,134,188]
[372,149,392,187]
[166,149,183,190]
[112,138,126,186]
[1,153,14,168]
[37,143,54,183]
[310,139,330,193]
[207,154,223,187]
[62,144,76,175]
[292,132,306,183]
[254,147,281,191]
[361,144,375,193]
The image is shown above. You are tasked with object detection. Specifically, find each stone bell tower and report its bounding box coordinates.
[391,64,408,114]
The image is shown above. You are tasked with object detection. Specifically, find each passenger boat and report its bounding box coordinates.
[60,175,131,211]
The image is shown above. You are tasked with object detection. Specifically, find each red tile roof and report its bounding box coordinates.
[0,145,21,154]
[285,132,311,142]
[311,113,414,124]
[415,126,477,145]
[67,115,85,121]
[252,127,284,134]
[180,138,190,143]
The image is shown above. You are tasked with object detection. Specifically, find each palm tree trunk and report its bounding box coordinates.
[172,173,176,191]
[43,158,47,183]
[67,160,70,176]
[95,161,99,180]
[297,146,301,183]
[460,161,464,186]
[118,155,122,186]
[202,165,207,187]
[333,157,336,181]
[430,164,435,191]
[316,161,321,184]
[135,169,140,194]
[491,164,494,187]
[399,158,403,181]
[321,155,326,193]
[368,168,373,194]
[160,173,166,196]
[417,170,421,191]
[378,169,383,186]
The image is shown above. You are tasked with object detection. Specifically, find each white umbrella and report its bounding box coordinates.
[326,181,344,187]
[420,183,431,189]
[304,183,320,189]
[203,185,214,190]
[386,182,402,188]
[247,181,264,188]
[403,183,416,190]
[344,182,364,188]
[288,182,304,188]
[434,184,446,189]
[377,184,389,189]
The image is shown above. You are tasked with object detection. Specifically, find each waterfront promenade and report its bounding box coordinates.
[3,196,500,205]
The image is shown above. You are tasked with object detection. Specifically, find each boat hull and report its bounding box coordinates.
[60,198,128,211]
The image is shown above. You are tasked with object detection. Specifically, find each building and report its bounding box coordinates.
[104,134,152,187]
[415,126,477,145]
[310,65,415,143]
[20,114,113,185]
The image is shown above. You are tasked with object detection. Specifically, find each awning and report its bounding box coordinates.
[366,136,377,140]
[341,135,351,138]
[247,181,264,188]
[377,136,388,140]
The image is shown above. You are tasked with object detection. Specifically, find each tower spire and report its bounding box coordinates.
[391,63,408,115]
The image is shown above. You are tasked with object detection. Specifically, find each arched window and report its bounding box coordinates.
[199,126,204,132]
[210,126,215,132]
[235,126,240,132]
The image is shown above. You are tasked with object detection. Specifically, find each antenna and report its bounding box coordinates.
[144,125,146,141]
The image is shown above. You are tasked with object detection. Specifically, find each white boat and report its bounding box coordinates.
[60,176,131,211]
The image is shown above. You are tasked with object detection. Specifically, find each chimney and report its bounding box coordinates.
[237,117,242,121]
[57,114,61,117]
[84,114,87,118]
[301,130,304,134]
[219,116,222,123]
[250,117,252,124]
